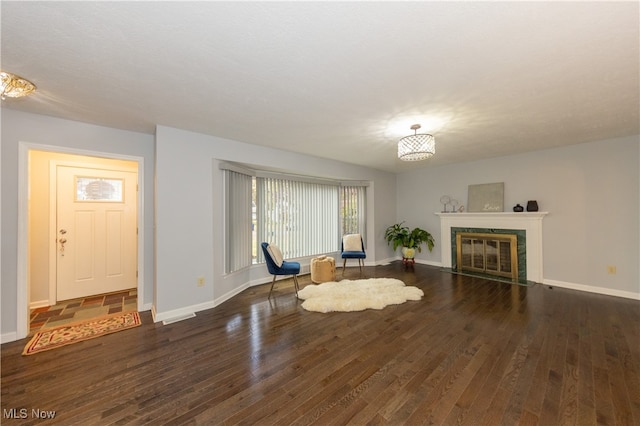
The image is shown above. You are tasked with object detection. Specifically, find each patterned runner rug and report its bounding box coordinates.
[23,311,141,355]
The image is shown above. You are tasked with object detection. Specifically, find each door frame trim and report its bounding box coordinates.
[17,142,146,340]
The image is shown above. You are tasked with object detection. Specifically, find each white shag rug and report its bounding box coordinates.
[297,278,424,313]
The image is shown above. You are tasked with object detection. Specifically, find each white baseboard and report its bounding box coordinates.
[1,332,19,344]
[383,256,442,268]
[543,279,640,300]
[151,283,250,324]
[162,313,196,325]
[152,300,214,323]
[152,300,216,323]
[214,283,250,306]
[414,259,443,267]
[29,300,50,309]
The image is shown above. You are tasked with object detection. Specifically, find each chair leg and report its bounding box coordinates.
[359,259,364,275]
[268,275,277,299]
[292,275,300,298]
[342,258,347,275]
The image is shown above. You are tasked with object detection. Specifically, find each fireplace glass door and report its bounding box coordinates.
[456,232,518,280]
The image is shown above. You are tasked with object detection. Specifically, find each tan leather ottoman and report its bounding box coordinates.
[310,255,336,283]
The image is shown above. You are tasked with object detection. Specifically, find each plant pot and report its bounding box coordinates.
[401,247,416,259]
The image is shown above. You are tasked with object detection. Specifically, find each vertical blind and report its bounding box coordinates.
[224,170,253,273]
[257,177,339,260]
[340,185,366,239]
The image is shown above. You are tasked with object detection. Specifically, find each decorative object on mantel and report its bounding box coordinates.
[397,124,435,161]
[450,198,459,213]
[467,182,504,212]
[440,195,451,213]
[440,195,460,213]
[384,222,435,266]
[458,205,465,212]
[513,203,524,212]
[526,200,539,212]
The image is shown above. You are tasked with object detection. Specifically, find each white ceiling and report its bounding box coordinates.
[2,1,638,172]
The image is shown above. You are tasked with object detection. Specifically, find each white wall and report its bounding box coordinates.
[1,109,155,340]
[396,135,640,298]
[153,125,398,321]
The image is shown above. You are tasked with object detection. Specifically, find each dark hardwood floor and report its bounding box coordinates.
[2,263,639,425]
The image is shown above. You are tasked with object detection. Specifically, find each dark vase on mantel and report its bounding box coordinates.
[526,200,539,212]
[513,204,524,212]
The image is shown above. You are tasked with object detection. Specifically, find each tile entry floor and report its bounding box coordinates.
[29,289,137,335]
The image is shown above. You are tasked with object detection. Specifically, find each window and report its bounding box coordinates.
[75,177,123,202]
[221,163,367,272]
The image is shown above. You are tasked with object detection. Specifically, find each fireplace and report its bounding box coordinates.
[436,212,547,283]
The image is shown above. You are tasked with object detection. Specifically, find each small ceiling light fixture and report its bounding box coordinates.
[1,70,36,100]
[397,124,435,161]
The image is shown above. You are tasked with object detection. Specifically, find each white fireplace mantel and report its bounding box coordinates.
[435,212,548,282]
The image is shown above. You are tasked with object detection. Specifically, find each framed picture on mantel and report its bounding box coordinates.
[467,182,504,212]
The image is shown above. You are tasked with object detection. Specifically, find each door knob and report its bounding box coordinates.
[59,237,67,256]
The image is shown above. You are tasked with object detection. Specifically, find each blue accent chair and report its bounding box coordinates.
[341,234,366,276]
[261,242,301,298]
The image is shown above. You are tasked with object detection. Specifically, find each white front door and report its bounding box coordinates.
[56,165,137,301]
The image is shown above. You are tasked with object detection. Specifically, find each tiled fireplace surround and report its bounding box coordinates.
[436,212,548,283]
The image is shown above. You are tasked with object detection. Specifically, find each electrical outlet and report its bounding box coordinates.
[607,265,617,275]
[197,276,205,287]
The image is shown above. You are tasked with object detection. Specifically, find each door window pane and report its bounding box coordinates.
[75,177,123,202]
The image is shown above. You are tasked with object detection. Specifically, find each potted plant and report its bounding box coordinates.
[384,222,435,261]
